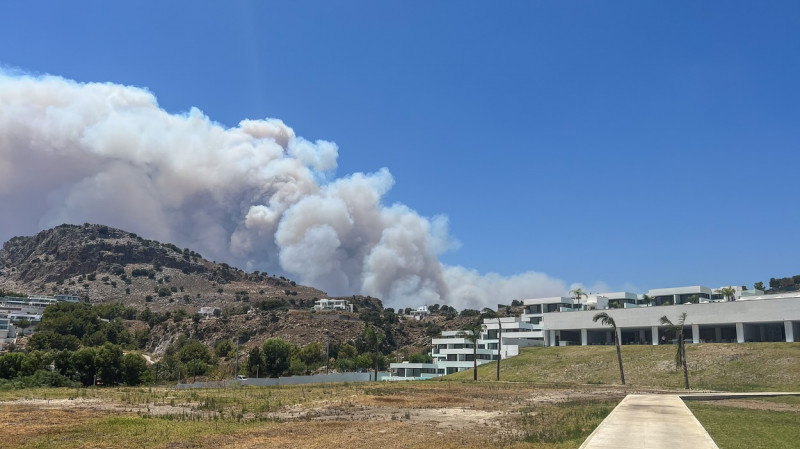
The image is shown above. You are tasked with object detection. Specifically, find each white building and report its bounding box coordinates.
[312,298,353,313]
[528,290,800,346]
[387,316,540,380]
[198,307,220,319]
[409,306,430,320]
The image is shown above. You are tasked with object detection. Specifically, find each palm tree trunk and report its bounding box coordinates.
[496,320,502,382]
[614,330,625,385]
[473,343,477,381]
[681,344,689,389]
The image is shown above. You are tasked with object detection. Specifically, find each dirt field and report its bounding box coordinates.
[0,383,629,448]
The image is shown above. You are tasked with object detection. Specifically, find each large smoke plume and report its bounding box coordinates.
[0,70,575,309]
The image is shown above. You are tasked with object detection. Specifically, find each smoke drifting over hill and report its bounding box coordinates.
[0,70,572,308]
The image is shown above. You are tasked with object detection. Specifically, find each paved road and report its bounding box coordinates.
[579,394,719,449]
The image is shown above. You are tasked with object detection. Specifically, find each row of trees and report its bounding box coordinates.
[592,312,691,389]
[244,326,394,379]
[0,343,149,387]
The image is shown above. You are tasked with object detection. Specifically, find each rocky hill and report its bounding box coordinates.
[0,224,442,356]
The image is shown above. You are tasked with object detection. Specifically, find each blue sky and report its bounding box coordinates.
[1,1,798,293]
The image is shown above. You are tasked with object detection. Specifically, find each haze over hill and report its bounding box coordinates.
[0,70,580,310]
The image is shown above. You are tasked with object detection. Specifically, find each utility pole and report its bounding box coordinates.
[496,317,502,381]
[234,339,240,379]
[325,332,330,375]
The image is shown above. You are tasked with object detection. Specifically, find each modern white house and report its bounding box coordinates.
[386,328,498,380]
[312,298,353,313]
[198,306,220,319]
[409,306,430,320]
[0,316,15,349]
[387,284,800,380]
[532,289,800,346]
[0,294,81,324]
[387,316,539,380]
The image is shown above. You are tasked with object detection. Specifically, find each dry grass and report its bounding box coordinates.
[0,382,623,448]
[446,342,800,391]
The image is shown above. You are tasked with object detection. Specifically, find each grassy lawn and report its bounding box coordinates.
[444,342,800,391]
[686,400,800,449]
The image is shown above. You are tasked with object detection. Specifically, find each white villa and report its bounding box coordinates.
[312,298,354,313]
[409,306,430,320]
[387,284,800,380]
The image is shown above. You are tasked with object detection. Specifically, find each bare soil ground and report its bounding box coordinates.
[0,384,629,448]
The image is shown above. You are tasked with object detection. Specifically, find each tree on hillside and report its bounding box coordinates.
[457,321,484,381]
[715,286,736,302]
[570,288,588,306]
[659,312,690,389]
[247,346,262,377]
[592,312,625,385]
[262,338,292,378]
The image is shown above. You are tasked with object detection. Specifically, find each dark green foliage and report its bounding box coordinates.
[262,338,292,378]
[37,302,101,340]
[214,339,234,358]
[247,347,262,377]
[71,347,97,386]
[257,299,286,311]
[121,352,147,386]
[27,332,81,351]
[460,308,480,317]
[409,353,433,363]
[177,339,212,365]
[297,342,324,368]
[0,353,25,379]
[96,343,123,386]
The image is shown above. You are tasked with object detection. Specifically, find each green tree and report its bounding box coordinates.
[177,339,212,365]
[214,339,234,358]
[20,350,50,376]
[0,352,25,379]
[247,346,262,377]
[570,288,588,306]
[457,321,483,381]
[121,352,147,386]
[262,338,292,378]
[593,312,625,385]
[754,281,765,291]
[27,332,81,351]
[659,312,690,389]
[96,343,123,386]
[363,326,385,381]
[71,347,97,386]
[298,342,324,368]
[715,286,736,302]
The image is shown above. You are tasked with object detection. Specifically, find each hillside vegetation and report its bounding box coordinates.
[446,342,800,391]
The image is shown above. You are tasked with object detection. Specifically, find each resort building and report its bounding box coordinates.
[312,298,353,313]
[532,289,800,346]
[387,316,536,380]
[387,284,800,380]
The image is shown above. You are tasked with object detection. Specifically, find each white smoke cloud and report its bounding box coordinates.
[0,70,579,309]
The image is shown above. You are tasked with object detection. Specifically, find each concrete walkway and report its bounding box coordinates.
[579,394,718,449]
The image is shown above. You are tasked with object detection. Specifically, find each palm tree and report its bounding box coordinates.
[592,312,625,385]
[364,326,385,381]
[458,321,484,381]
[570,288,588,306]
[659,313,690,389]
[715,286,736,302]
